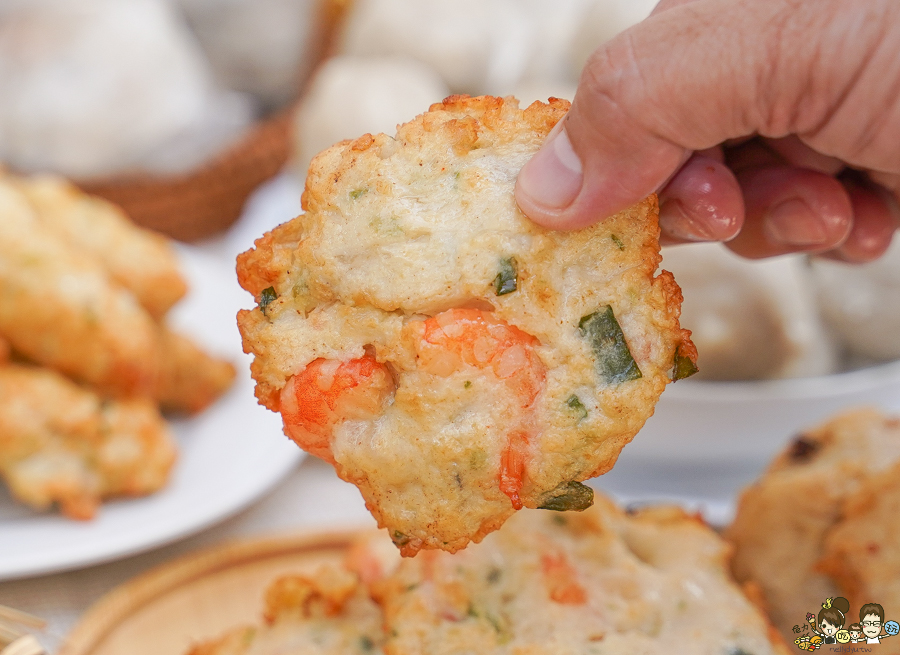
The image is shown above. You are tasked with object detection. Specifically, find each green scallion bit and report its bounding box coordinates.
[493,257,518,295]
[259,286,278,315]
[538,481,594,512]
[578,305,642,384]
[672,344,699,381]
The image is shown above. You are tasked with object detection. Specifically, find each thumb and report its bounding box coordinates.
[515,0,889,229]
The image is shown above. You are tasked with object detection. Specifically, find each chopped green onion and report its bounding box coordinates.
[350,188,367,200]
[359,636,375,652]
[566,394,588,421]
[672,345,699,381]
[391,530,410,547]
[538,481,594,512]
[464,380,472,388]
[493,257,518,295]
[578,306,642,384]
[611,234,625,250]
[260,287,277,315]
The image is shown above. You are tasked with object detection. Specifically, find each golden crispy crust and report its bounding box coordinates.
[0,363,176,518]
[186,494,787,655]
[0,178,233,412]
[13,174,187,319]
[818,458,900,615]
[156,329,236,415]
[727,409,900,642]
[0,179,162,397]
[185,566,385,655]
[237,95,695,554]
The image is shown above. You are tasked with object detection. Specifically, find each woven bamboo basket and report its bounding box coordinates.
[76,0,349,243]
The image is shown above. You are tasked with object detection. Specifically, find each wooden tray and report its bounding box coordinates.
[58,529,366,655]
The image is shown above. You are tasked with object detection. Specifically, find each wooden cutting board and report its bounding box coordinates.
[58,529,366,655]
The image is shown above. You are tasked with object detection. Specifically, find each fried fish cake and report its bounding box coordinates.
[155,329,236,415]
[726,409,900,640]
[187,565,385,655]
[13,174,187,319]
[0,178,162,397]
[0,179,234,411]
[237,96,695,555]
[0,362,176,519]
[818,460,900,635]
[187,494,786,655]
[374,497,788,655]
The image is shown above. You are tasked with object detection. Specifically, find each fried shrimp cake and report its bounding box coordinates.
[187,565,385,655]
[374,497,788,655]
[13,174,187,319]
[237,95,696,555]
[819,459,900,620]
[0,178,161,397]
[0,362,176,519]
[0,179,234,411]
[727,409,900,640]
[186,495,787,655]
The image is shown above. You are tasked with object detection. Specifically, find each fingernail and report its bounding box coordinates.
[659,199,718,241]
[517,123,583,210]
[763,198,828,246]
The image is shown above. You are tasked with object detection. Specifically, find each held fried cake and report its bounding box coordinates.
[237,96,696,555]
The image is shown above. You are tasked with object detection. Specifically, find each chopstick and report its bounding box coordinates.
[0,621,22,644]
[0,607,46,655]
[0,635,44,655]
[0,609,43,631]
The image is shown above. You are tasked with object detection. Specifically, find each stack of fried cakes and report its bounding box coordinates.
[0,173,235,518]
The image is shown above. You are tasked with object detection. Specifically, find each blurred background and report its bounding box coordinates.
[1,0,900,652]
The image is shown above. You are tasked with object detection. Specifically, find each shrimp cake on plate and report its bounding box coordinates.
[237,95,696,555]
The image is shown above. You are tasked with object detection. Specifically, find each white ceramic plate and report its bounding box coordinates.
[0,246,303,581]
[592,360,900,524]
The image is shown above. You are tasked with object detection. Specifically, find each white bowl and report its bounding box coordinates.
[593,360,900,522]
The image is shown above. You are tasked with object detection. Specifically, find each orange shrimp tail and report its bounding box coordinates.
[280,354,393,464]
[499,432,528,510]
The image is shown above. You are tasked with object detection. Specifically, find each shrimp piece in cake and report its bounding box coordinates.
[237,95,696,555]
[280,353,395,463]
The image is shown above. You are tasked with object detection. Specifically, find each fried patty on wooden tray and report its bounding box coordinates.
[187,495,787,655]
[238,95,695,555]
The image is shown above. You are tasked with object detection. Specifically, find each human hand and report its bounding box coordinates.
[515,0,900,262]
